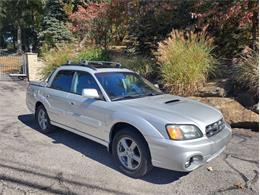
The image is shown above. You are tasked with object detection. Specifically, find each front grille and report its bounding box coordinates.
[206,118,225,137]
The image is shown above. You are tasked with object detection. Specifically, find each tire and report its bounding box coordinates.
[112,128,153,178]
[35,105,54,133]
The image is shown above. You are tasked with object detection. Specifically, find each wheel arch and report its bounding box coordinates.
[35,101,45,116]
[108,122,151,158]
[35,101,44,111]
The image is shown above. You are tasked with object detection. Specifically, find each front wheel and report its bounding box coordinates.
[112,129,152,178]
[35,105,54,133]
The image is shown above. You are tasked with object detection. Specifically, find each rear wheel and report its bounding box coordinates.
[112,128,152,178]
[35,105,54,133]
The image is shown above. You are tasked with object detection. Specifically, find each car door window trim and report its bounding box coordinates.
[48,69,107,101]
[70,70,106,101]
[50,69,75,92]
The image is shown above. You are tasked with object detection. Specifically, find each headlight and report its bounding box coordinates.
[166,125,203,140]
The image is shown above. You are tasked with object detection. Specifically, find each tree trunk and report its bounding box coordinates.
[79,36,88,48]
[17,25,22,54]
[13,37,15,49]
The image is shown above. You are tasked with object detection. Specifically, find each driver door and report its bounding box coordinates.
[67,71,110,141]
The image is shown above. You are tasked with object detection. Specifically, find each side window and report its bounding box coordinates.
[73,71,100,95]
[50,70,74,92]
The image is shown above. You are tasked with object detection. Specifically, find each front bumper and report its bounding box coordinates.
[147,124,232,171]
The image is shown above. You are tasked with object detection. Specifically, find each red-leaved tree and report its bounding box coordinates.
[69,3,110,48]
[191,0,258,57]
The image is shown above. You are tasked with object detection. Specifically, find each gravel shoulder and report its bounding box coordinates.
[0,81,258,195]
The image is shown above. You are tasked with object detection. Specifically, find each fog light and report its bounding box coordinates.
[184,158,192,168]
[185,155,203,168]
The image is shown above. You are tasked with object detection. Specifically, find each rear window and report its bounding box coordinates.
[50,70,74,92]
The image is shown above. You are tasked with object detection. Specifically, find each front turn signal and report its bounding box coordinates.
[166,126,184,140]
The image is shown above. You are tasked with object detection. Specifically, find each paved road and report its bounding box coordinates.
[0,81,258,195]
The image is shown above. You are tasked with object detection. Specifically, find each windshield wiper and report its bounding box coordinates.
[112,94,143,101]
[112,92,163,101]
[143,92,163,97]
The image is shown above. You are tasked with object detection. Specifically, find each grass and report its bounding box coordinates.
[233,51,259,98]
[111,55,154,78]
[41,45,110,78]
[41,44,77,77]
[156,30,216,96]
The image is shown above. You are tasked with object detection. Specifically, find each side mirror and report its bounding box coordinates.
[82,88,100,99]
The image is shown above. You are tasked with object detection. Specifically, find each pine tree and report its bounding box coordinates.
[39,0,73,49]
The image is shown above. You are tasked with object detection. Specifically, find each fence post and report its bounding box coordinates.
[26,52,43,81]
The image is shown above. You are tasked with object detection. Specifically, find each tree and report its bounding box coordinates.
[0,0,44,53]
[109,0,129,45]
[69,2,110,49]
[125,0,194,55]
[39,0,73,50]
[191,0,259,58]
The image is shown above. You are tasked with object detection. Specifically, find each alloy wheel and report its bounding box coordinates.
[117,137,141,170]
[38,109,48,130]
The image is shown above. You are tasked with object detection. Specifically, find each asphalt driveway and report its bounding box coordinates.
[0,81,258,195]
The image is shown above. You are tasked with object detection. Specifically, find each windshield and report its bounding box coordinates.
[95,72,163,101]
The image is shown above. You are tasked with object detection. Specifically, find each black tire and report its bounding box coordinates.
[112,128,153,178]
[35,105,54,133]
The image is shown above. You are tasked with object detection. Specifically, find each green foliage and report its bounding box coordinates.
[233,51,259,98]
[39,0,73,50]
[76,48,110,61]
[0,0,44,52]
[44,0,67,21]
[41,44,76,77]
[112,55,154,78]
[156,30,216,96]
[39,17,73,49]
[41,45,109,77]
[126,0,194,55]
[0,0,258,61]
[120,0,259,59]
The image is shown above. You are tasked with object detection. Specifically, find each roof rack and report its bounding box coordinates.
[81,60,122,68]
[63,60,122,70]
[63,61,96,70]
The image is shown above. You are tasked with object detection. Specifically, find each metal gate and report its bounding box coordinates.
[0,54,27,81]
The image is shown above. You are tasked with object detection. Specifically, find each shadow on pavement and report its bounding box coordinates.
[18,114,188,184]
[231,122,259,132]
[0,159,129,195]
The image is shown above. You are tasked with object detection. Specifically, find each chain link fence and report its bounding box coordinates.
[0,54,26,81]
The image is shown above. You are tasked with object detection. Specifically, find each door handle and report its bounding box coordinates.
[70,101,75,105]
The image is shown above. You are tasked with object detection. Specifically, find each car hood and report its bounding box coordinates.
[118,94,223,132]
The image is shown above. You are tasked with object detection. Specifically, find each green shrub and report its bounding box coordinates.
[41,44,76,78]
[41,46,109,78]
[111,55,154,78]
[76,48,110,62]
[156,30,216,96]
[233,51,259,98]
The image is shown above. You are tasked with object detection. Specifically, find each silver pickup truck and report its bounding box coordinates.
[26,61,232,178]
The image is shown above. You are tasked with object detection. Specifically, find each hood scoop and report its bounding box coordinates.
[165,99,180,104]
